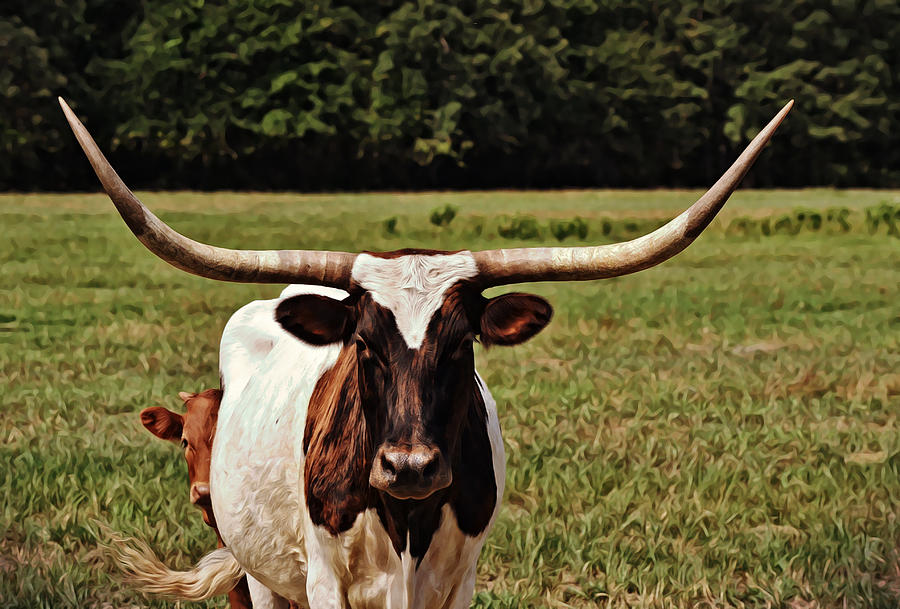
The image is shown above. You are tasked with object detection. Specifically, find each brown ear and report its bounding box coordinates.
[480,293,552,347]
[140,407,184,442]
[275,294,354,346]
[197,388,223,402]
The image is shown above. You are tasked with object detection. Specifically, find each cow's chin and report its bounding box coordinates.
[375,479,452,502]
[195,502,217,528]
[202,511,218,528]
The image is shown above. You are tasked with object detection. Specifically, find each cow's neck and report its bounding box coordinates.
[303,346,373,534]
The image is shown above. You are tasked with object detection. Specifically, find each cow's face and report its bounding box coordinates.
[275,253,552,501]
[140,389,223,525]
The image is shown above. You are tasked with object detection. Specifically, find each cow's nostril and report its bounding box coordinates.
[422,458,438,480]
[381,452,396,475]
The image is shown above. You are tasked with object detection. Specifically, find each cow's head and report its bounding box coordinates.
[275,253,552,500]
[140,389,223,526]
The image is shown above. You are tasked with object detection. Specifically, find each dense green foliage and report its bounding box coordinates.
[1,189,899,607]
[3,1,898,191]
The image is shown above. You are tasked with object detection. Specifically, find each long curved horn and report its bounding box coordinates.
[59,98,355,287]
[472,101,793,286]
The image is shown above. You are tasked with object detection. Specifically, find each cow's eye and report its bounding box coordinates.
[355,338,370,362]
[356,337,387,367]
[451,336,475,360]
[181,439,188,449]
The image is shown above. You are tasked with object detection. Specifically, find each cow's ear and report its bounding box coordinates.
[275,294,355,345]
[140,407,184,442]
[480,293,552,347]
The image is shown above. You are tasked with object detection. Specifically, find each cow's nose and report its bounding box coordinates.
[190,482,211,505]
[370,444,451,499]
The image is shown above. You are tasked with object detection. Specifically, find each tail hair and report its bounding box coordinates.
[106,529,245,600]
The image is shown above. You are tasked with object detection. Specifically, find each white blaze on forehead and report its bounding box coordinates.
[351,252,478,349]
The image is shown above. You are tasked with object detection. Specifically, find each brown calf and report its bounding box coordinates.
[140,389,252,609]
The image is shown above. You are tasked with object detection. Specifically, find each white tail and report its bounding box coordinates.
[107,531,245,600]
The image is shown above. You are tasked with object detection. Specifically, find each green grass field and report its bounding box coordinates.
[1,189,898,608]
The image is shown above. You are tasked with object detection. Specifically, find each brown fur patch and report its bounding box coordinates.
[303,345,373,534]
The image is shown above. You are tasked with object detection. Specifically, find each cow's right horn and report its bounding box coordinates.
[59,98,356,287]
[471,101,793,286]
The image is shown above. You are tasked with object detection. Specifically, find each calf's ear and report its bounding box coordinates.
[480,292,553,347]
[140,407,184,442]
[276,293,355,345]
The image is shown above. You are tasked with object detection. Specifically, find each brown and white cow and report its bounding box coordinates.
[139,389,253,609]
[60,97,792,609]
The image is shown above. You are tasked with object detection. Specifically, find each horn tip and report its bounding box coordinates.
[778,99,794,118]
[762,100,794,135]
[58,97,79,126]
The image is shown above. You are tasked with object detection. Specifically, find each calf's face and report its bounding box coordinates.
[275,282,552,501]
[140,389,223,526]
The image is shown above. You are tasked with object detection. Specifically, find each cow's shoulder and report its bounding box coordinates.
[219,285,348,393]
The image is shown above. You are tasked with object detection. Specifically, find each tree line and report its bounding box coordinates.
[3,0,897,191]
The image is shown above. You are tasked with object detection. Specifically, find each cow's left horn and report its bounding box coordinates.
[59,98,356,287]
[471,100,793,286]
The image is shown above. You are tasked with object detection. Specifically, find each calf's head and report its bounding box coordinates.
[140,389,223,526]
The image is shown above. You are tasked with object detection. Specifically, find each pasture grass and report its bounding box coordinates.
[1,189,898,608]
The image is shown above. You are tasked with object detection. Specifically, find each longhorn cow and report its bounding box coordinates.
[61,98,792,609]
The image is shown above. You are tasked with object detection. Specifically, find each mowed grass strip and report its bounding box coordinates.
[1,190,898,609]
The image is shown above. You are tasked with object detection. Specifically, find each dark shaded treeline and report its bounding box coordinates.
[3,0,897,191]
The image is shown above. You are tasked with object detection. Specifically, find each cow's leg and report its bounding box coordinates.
[227,575,253,609]
[304,559,344,609]
[443,564,478,609]
[246,574,293,609]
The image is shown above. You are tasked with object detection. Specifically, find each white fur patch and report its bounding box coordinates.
[218,284,348,395]
[400,537,415,608]
[351,253,478,349]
